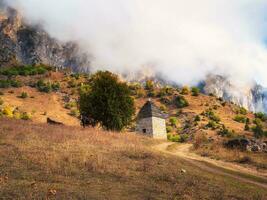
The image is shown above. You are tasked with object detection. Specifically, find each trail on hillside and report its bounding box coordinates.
[154,142,267,189]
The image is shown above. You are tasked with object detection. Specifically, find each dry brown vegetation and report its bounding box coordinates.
[193,138,267,171]
[0,118,267,199]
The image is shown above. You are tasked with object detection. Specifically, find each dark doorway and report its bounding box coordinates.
[142,129,147,134]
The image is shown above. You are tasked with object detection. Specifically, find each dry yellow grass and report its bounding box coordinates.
[193,139,267,171]
[0,118,267,199]
[1,86,80,126]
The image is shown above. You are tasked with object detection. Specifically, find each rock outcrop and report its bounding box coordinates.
[225,138,267,153]
[203,75,267,113]
[0,6,90,71]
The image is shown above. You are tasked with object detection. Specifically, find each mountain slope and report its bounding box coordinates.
[0,118,266,199]
[0,6,90,71]
[204,75,267,113]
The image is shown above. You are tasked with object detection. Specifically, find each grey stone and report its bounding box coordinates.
[136,101,167,139]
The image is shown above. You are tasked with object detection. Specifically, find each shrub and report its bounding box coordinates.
[0,91,4,95]
[71,73,81,80]
[244,118,250,131]
[0,65,48,77]
[36,80,60,93]
[0,98,3,105]
[206,121,218,130]
[191,87,200,96]
[157,88,168,98]
[166,126,173,133]
[218,126,235,138]
[13,111,21,119]
[20,92,28,99]
[0,80,22,88]
[145,80,154,91]
[20,112,31,120]
[160,97,171,105]
[51,82,60,91]
[79,71,135,131]
[147,90,156,97]
[180,134,189,143]
[239,107,247,115]
[174,95,189,108]
[233,115,247,123]
[194,115,201,122]
[253,118,263,126]
[136,89,145,98]
[36,80,51,93]
[160,105,167,112]
[65,101,77,110]
[180,86,190,95]
[2,106,13,117]
[254,112,267,121]
[129,83,141,96]
[169,117,178,127]
[70,109,80,118]
[158,87,173,97]
[68,79,77,88]
[252,124,264,138]
[167,134,181,143]
[245,123,250,131]
[203,109,220,122]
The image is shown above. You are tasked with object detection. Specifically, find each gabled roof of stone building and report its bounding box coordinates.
[137,101,168,120]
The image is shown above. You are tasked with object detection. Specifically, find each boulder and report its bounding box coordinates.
[251,145,261,152]
[225,138,250,151]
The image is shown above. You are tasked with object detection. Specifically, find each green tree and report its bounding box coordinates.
[79,71,135,131]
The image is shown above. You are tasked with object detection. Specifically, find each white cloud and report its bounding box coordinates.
[6,0,267,86]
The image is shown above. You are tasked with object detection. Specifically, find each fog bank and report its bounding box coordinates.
[5,0,267,86]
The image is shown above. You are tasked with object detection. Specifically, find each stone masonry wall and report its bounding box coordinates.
[152,117,167,139]
[136,117,167,139]
[136,118,153,137]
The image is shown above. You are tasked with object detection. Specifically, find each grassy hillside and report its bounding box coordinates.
[0,118,266,199]
[0,67,266,180]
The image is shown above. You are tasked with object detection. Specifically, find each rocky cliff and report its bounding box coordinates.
[203,75,267,113]
[0,6,90,71]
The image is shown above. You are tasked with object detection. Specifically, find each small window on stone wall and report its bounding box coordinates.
[142,129,147,133]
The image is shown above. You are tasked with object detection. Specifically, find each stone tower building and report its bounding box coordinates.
[136,101,167,139]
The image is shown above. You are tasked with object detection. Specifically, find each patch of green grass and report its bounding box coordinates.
[0,80,22,88]
[35,80,60,93]
[0,65,49,77]
[234,115,247,123]
[19,92,28,99]
[203,109,220,122]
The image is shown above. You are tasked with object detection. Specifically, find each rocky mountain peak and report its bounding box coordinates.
[203,74,267,113]
[0,6,90,71]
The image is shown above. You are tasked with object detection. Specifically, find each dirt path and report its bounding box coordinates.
[154,142,267,189]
